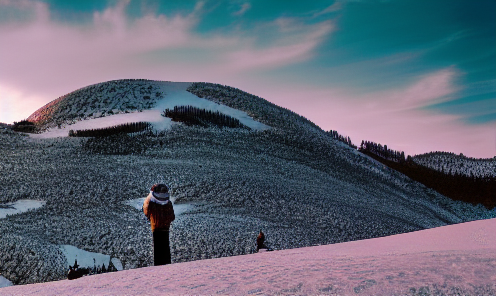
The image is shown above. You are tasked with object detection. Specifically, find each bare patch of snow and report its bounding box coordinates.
[59,245,122,271]
[29,110,166,139]
[155,82,270,131]
[0,200,46,219]
[111,258,123,271]
[0,276,13,288]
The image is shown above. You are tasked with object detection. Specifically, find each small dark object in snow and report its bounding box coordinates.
[67,259,82,280]
[256,229,265,250]
[256,229,273,252]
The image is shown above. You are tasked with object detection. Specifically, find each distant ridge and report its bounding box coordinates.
[359,145,496,209]
[413,151,496,178]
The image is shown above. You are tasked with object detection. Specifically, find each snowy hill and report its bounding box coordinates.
[27,81,269,138]
[1,79,495,286]
[413,152,496,178]
[27,79,167,131]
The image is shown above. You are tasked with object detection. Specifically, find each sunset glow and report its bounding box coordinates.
[1,0,494,157]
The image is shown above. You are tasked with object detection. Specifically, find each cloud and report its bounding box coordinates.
[249,68,495,158]
[0,0,334,123]
[313,1,343,17]
[0,84,45,123]
[1,1,491,158]
[367,68,459,111]
[232,2,251,16]
[226,21,333,70]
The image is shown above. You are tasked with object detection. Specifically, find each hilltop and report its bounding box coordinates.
[413,152,496,178]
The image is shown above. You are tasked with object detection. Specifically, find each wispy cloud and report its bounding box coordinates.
[226,19,334,70]
[0,0,334,124]
[232,2,251,16]
[312,1,343,17]
[252,67,495,157]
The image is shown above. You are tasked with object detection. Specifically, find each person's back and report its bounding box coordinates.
[143,184,175,265]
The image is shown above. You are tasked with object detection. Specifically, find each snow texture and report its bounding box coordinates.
[29,81,268,139]
[59,245,123,271]
[110,259,123,272]
[2,80,495,288]
[2,218,495,295]
[0,200,46,219]
[0,276,13,288]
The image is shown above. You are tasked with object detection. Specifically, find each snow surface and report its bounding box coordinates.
[30,82,268,139]
[0,200,46,219]
[2,218,495,295]
[154,83,269,131]
[29,111,166,139]
[59,245,123,272]
[0,276,13,288]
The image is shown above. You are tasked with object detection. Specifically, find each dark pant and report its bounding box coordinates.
[153,230,171,266]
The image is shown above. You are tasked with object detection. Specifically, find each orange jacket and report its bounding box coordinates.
[143,193,175,232]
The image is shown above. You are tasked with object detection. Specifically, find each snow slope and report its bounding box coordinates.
[0,200,46,219]
[2,218,495,296]
[0,276,12,288]
[29,81,268,139]
[59,245,123,272]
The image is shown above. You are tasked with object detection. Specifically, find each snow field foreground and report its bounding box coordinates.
[2,218,495,296]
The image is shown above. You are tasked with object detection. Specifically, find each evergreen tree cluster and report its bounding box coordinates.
[12,120,36,133]
[327,130,357,149]
[359,140,406,163]
[162,105,249,129]
[69,122,151,138]
[67,258,118,280]
[413,151,496,178]
[187,83,323,133]
[359,144,495,209]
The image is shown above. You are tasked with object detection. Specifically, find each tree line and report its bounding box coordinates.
[69,122,151,137]
[162,105,249,129]
[327,130,357,149]
[12,120,36,133]
[187,82,322,132]
[358,140,495,209]
[359,140,406,163]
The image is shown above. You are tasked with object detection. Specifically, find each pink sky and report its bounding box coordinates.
[0,0,494,158]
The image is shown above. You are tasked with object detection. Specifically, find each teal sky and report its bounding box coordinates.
[0,0,495,157]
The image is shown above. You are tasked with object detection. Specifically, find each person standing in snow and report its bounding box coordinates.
[143,184,175,266]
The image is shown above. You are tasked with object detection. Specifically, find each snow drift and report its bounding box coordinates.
[2,218,495,295]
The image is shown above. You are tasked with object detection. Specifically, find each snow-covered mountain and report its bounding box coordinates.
[413,152,496,178]
[1,79,495,286]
